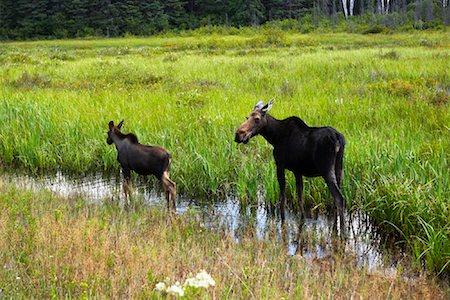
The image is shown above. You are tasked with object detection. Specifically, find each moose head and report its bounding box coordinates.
[234,99,274,144]
[106,120,124,145]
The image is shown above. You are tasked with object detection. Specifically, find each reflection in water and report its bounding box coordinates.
[6,171,399,274]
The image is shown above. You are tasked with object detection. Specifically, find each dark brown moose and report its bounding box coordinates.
[235,99,346,226]
[107,120,176,213]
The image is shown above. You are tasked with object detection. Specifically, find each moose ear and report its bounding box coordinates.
[108,121,114,129]
[261,98,274,113]
[254,100,265,110]
[117,120,124,129]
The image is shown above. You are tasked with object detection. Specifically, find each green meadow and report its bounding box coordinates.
[0,30,449,278]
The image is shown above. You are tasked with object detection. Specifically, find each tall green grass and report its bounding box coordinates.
[0,32,449,274]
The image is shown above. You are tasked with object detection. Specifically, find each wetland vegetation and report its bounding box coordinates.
[0,179,448,298]
[0,30,449,296]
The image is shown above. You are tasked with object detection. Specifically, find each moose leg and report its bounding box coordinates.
[335,149,344,188]
[170,178,177,212]
[122,168,132,208]
[162,181,170,212]
[294,173,305,220]
[324,171,345,232]
[162,171,177,214]
[277,166,287,222]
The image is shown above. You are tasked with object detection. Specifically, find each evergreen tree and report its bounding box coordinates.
[15,0,50,38]
[47,0,71,38]
[0,0,20,38]
[87,0,116,37]
[65,0,91,36]
[263,0,285,20]
[197,0,230,25]
[139,0,169,34]
[284,0,313,19]
[123,0,144,34]
[231,0,265,25]
[164,0,188,29]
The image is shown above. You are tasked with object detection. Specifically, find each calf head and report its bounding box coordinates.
[106,120,124,145]
[235,99,274,144]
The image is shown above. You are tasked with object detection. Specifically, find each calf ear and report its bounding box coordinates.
[261,98,274,113]
[108,121,114,129]
[254,100,265,110]
[118,120,124,129]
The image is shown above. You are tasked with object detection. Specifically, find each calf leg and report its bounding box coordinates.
[168,176,176,212]
[170,179,177,211]
[162,182,170,212]
[277,166,287,222]
[122,168,132,207]
[162,171,177,213]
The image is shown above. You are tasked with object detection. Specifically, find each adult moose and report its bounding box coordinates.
[235,99,346,227]
[107,120,176,213]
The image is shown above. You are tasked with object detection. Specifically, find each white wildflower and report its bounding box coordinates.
[155,282,166,292]
[184,270,215,289]
[167,284,185,297]
[196,270,216,287]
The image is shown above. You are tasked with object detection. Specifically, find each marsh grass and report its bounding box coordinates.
[0,32,449,274]
[0,180,448,298]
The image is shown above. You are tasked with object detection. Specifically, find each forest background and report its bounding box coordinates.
[1,0,449,40]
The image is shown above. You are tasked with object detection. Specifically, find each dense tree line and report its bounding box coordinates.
[0,0,448,39]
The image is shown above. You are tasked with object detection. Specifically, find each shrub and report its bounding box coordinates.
[386,79,415,96]
[12,72,51,89]
[363,25,386,34]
